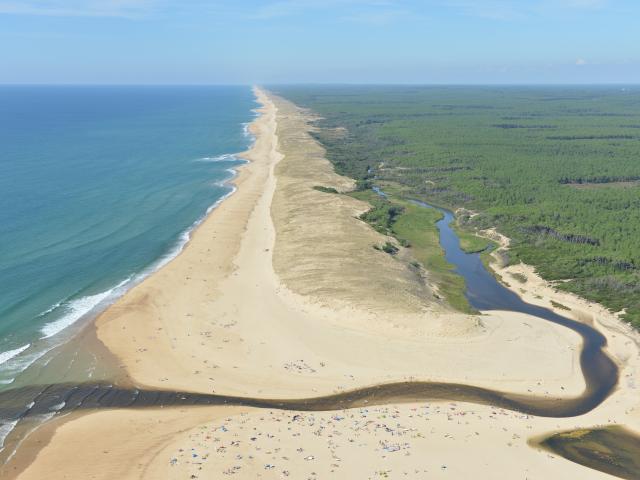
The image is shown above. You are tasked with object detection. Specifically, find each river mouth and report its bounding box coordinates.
[408,197,619,414]
[3,227,615,420]
[0,191,631,477]
[0,377,617,425]
[0,376,623,465]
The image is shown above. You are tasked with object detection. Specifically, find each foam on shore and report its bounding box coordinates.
[0,345,30,368]
[0,147,250,382]
[0,148,253,451]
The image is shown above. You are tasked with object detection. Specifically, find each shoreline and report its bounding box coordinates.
[0,94,259,467]
[4,89,640,479]
[0,87,276,478]
[0,111,256,391]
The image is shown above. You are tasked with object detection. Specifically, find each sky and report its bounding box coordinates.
[0,0,638,84]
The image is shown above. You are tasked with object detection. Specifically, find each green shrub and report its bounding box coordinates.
[313,185,339,194]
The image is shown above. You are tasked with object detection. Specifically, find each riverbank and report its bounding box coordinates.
[84,90,588,400]
[5,90,640,479]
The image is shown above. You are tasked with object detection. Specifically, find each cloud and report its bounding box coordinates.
[252,0,401,20]
[562,0,607,8]
[0,0,411,26]
[576,58,587,65]
[0,0,609,21]
[442,0,610,20]
[251,0,306,19]
[340,8,409,24]
[0,0,159,17]
[441,1,527,20]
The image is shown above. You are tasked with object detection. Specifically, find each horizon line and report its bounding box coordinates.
[1,82,640,87]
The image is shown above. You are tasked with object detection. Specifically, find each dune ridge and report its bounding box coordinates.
[5,88,640,480]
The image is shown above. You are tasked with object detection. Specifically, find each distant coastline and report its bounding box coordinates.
[4,89,640,480]
[0,86,257,455]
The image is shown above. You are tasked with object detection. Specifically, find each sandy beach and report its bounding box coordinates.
[5,88,640,479]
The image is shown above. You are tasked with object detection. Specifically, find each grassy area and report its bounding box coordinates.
[313,185,339,194]
[275,85,640,329]
[350,189,474,313]
[394,201,474,313]
[551,300,571,311]
[510,272,528,284]
[452,224,491,253]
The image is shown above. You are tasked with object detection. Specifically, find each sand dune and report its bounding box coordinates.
[91,90,587,399]
[8,89,640,480]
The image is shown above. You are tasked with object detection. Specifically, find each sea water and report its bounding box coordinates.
[0,85,256,388]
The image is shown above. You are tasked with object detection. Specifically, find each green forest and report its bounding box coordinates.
[275,86,640,328]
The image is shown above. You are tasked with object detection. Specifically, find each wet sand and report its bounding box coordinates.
[88,89,589,399]
[534,426,640,479]
[5,89,640,479]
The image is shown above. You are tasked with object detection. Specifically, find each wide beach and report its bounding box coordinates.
[4,88,640,479]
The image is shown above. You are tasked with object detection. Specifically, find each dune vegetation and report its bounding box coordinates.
[276,86,640,327]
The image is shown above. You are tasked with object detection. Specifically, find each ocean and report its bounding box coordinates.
[0,85,256,389]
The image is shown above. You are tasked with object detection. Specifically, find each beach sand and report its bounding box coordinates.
[6,89,640,479]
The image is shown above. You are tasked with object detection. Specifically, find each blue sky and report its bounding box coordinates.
[0,0,638,84]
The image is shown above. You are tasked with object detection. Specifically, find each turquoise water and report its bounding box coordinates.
[0,85,256,385]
